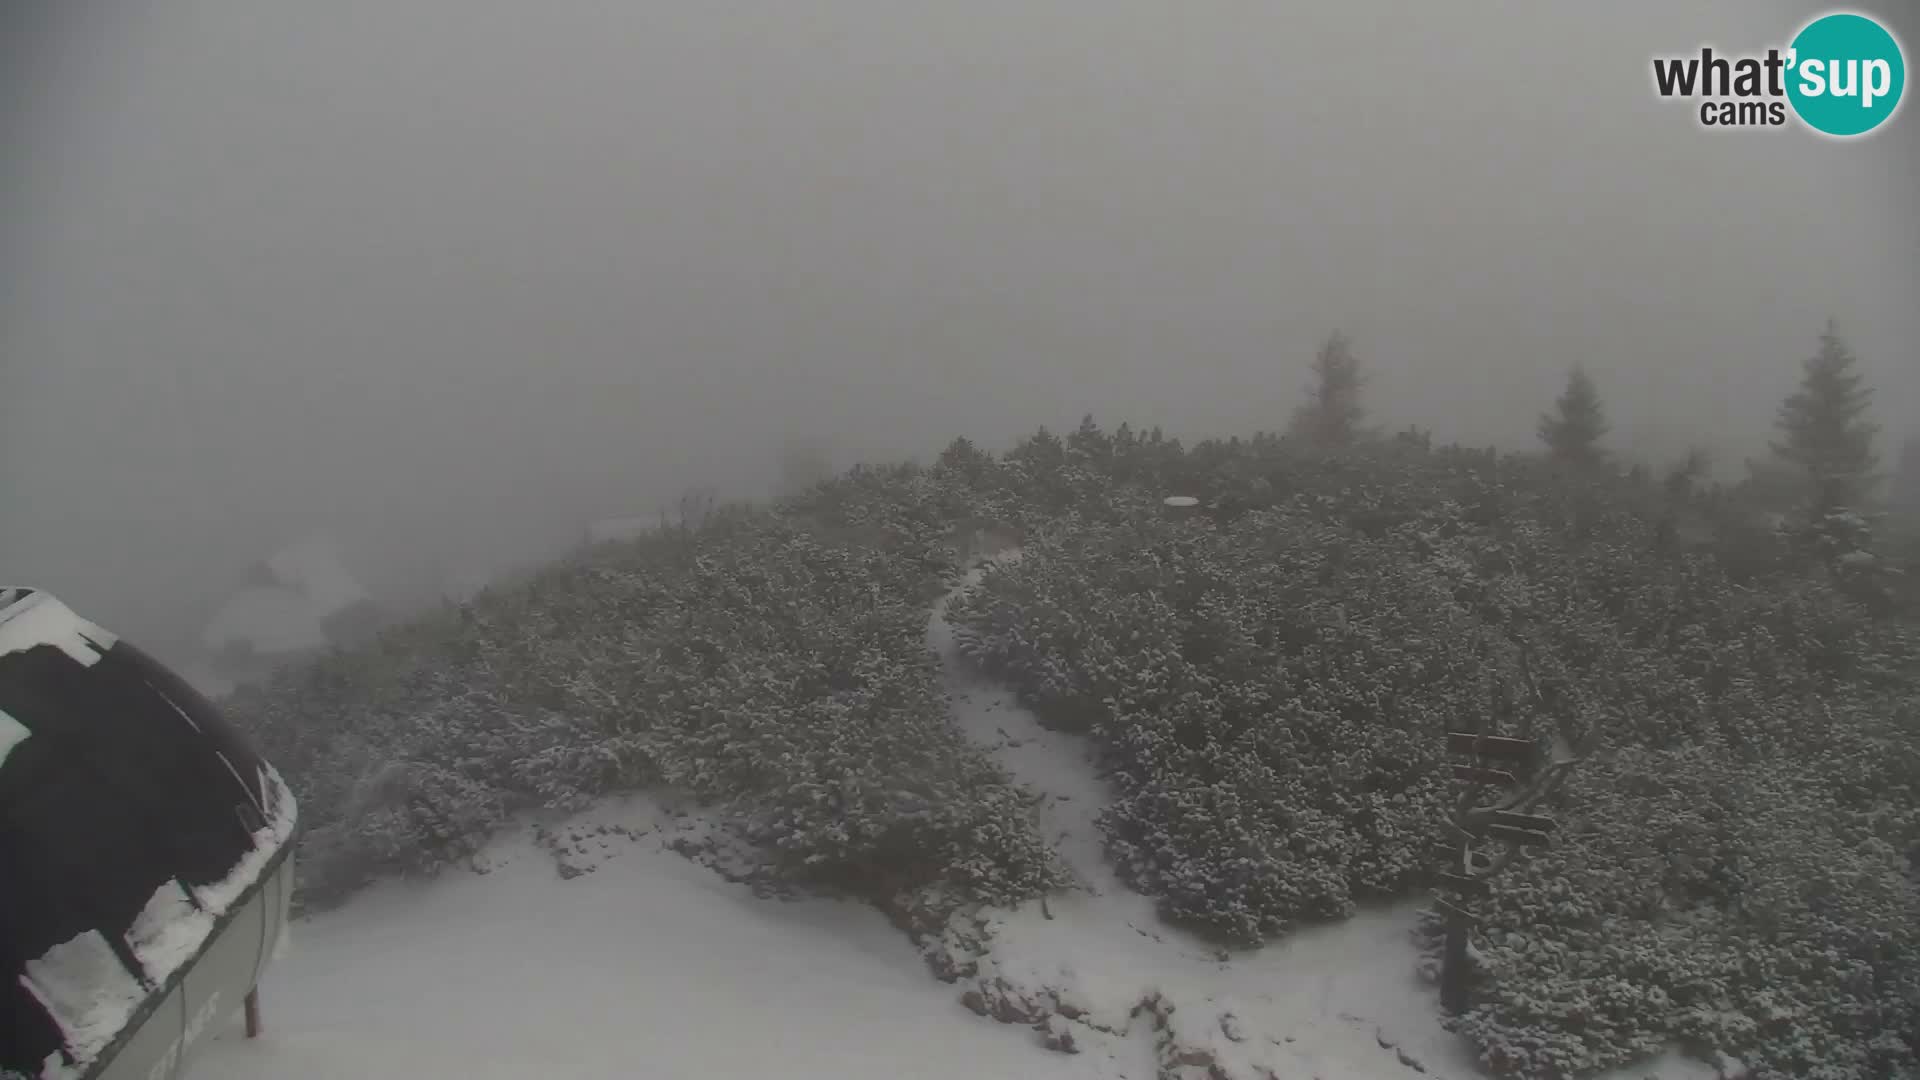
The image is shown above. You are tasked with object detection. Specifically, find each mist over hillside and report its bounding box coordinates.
[3,0,1916,655]
[3,5,1919,1080]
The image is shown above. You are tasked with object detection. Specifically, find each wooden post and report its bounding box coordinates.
[244,988,262,1038]
[1438,722,1572,1015]
[1437,725,1526,1016]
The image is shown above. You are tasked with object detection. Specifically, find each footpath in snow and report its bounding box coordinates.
[925,557,1723,1080]
[923,559,1487,1080]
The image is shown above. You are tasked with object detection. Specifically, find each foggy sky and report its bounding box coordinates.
[3,0,1917,658]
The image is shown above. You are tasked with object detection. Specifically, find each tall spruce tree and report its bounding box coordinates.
[1771,318,1879,512]
[1066,413,1111,463]
[1289,332,1365,448]
[1537,365,1609,466]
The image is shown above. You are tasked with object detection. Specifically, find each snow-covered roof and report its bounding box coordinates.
[3,592,300,1080]
[17,762,297,1080]
[201,586,330,656]
[263,537,368,621]
[0,588,119,669]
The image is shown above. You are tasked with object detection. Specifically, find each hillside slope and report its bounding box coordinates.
[217,429,1920,1078]
[179,557,1722,1080]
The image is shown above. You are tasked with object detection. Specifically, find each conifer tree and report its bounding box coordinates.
[1289,332,1366,448]
[1537,365,1609,467]
[1066,413,1111,462]
[1771,318,1879,512]
[936,435,991,482]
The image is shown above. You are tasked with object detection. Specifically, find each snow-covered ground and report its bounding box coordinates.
[185,799,1112,1080]
[175,557,1722,1080]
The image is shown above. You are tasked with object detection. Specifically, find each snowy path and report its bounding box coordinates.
[926,559,1488,1080]
[927,559,1723,1080]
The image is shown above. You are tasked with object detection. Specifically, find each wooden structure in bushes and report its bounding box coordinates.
[1434,728,1569,1014]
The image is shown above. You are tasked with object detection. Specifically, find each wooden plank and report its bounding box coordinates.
[1430,844,1468,873]
[1489,811,1556,833]
[1451,764,1518,786]
[1445,732,1537,761]
[1435,871,1491,897]
[1486,824,1552,847]
[1433,895,1478,922]
[1433,841,1494,868]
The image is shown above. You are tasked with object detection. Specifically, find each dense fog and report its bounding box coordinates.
[3,0,1915,661]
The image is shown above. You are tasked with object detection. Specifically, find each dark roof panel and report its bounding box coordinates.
[0,590,296,1078]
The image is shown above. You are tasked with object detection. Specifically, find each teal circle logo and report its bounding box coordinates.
[1786,12,1906,137]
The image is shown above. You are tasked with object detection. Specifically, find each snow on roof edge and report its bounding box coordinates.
[192,762,298,913]
[19,931,146,1071]
[23,763,298,1078]
[0,589,119,668]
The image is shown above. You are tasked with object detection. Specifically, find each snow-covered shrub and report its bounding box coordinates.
[1446,745,1919,1079]
[230,497,1067,911]
[944,424,1920,1073]
[228,418,1919,1075]
[948,505,1482,940]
